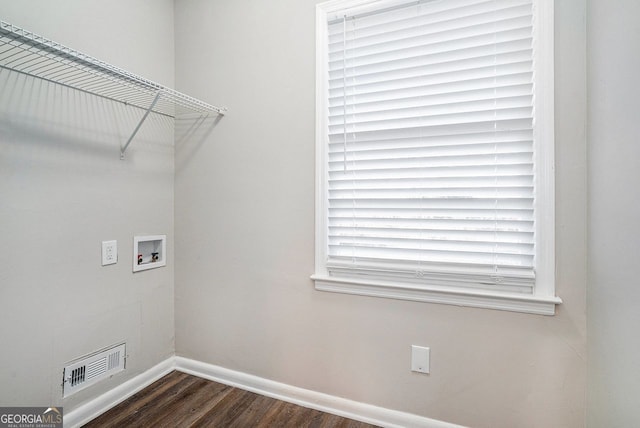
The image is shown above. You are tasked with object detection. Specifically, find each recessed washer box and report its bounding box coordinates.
[133,235,166,272]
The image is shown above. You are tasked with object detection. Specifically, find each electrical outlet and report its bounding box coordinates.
[102,240,117,266]
[411,345,430,374]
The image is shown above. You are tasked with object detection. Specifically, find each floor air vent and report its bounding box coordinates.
[63,343,126,398]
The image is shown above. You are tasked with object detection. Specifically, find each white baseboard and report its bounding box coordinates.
[62,356,463,428]
[64,357,175,428]
[174,356,463,428]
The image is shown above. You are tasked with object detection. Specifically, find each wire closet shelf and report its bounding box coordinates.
[0,20,226,158]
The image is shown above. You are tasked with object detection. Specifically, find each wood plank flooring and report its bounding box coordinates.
[83,371,379,427]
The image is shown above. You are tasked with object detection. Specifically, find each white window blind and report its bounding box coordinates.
[323,0,539,294]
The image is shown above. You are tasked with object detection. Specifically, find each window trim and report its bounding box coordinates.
[313,0,560,315]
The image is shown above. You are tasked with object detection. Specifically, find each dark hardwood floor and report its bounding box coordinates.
[83,371,379,427]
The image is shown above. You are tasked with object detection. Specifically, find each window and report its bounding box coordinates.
[313,0,560,315]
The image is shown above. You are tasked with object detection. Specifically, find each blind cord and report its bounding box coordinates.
[342,15,348,173]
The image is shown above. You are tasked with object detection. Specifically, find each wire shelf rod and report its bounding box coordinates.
[0,63,173,119]
[0,20,227,117]
[0,19,227,158]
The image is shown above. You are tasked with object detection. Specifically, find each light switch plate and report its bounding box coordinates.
[411,345,430,374]
[102,240,117,266]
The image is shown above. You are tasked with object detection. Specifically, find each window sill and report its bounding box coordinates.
[311,275,562,316]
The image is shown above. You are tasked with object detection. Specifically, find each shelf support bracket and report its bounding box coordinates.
[120,90,163,160]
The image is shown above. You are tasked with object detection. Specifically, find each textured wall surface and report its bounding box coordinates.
[173,1,587,427]
[0,0,176,412]
[587,0,640,426]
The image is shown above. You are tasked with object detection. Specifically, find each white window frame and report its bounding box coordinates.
[312,0,561,315]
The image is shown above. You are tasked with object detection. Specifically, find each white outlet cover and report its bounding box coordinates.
[102,240,117,266]
[411,345,430,374]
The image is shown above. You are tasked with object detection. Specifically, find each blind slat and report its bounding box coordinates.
[323,0,536,291]
[328,208,535,221]
[329,79,532,111]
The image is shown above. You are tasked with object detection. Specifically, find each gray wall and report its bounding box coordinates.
[587,0,640,426]
[4,1,613,426]
[173,1,587,427]
[0,0,176,411]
